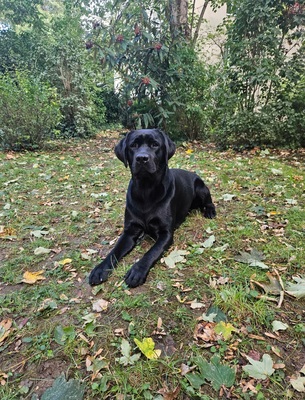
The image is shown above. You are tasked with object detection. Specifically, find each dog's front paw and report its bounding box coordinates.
[204,204,216,219]
[89,263,113,286]
[124,264,148,288]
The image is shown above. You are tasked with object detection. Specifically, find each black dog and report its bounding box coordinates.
[89,129,216,288]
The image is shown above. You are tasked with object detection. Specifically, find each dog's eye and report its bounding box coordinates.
[130,142,138,149]
[151,142,159,148]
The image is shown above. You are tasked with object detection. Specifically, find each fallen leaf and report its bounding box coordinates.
[286,198,298,205]
[22,270,46,284]
[116,338,141,366]
[0,318,12,343]
[134,337,161,360]
[34,247,52,255]
[251,271,283,295]
[243,354,275,379]
[193,356,236,390]
[240,378,258,394]
[194,321,221,343]
[190,299,205,309]
[30,229,49,238]
[0,371,8,385]
[200,235,215,249]
[158,384,180,399]
[222,193,235,201]
[286,276,305,299]
[38,298,58,312]
[271,168,283,176]
[198,312,217,323]
[58,258,73,266]
[290,376,305,392]
[214,321,238,340]
[235,249,268,269]
[272,320,289,333]
[40,372,85,400]
[92,298,109,312]
[0,225,17,239]
[163,248,189,269]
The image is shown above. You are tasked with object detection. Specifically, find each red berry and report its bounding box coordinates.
[141,77,150,85]
[134,25,141,36]
[154,42,162,51]
[116,34,124,42]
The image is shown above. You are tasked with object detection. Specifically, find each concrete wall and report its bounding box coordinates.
[193,2,227,61]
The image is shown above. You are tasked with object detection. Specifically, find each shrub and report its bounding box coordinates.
[167,48,218,140]
[0,71,61,150]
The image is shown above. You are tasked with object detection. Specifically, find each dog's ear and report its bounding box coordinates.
[158,130,176,161]
[114,135,128,167]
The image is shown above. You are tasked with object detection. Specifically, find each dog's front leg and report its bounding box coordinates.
[89,227,142,286]
[124,231,173,288]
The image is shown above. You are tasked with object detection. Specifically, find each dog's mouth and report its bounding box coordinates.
[132,161,157,176]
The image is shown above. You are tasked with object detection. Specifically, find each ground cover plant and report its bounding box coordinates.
[0,130,304,399]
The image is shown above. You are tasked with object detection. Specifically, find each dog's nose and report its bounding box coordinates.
[136,154,149,164]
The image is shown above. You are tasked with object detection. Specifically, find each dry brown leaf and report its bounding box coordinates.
[158,384,180,400]
[180,363,196,376]
[271,346,282,358]
[194,321,222,343]
[240,379,258,394]
[0,318,12,343]
[0,225,17,238]
[248,334,266,341]
[92,298,109,312]
[114,328,125,337]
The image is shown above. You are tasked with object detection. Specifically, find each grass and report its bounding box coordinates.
[0,130,305,399]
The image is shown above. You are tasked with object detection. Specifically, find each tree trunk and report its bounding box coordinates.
[169,0,190,38]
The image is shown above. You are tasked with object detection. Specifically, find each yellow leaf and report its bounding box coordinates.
[214,321,237,340]
[22,270,46,284]
[134,337,161,360]
[269,211,280,216]
[0,225,17,238]
[58,258,73,266]
[185,149,193,154]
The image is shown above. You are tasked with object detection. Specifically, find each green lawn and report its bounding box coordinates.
[0,131,304,399]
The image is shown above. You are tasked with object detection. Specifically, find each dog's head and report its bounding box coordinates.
[115,129,176,177]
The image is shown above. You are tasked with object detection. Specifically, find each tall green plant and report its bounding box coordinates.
[0,0,105,138]
[215,0,305,148]
[86,1,192,130]
[0,71,61,150]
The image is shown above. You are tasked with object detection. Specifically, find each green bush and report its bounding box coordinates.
[167,49,218,140]
[0,71,61,150]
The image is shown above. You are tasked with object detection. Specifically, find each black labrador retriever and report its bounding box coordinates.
[89,129,216,288]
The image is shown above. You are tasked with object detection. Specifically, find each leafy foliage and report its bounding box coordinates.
[86,1,197,131]
[40,373,85,400]
[213,0,305,148]
[0,70,61,150]
[187,356,236,391]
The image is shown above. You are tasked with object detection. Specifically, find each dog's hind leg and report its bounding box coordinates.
[194,179,216,219]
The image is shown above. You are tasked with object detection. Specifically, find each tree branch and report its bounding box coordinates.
[192,0,210,46]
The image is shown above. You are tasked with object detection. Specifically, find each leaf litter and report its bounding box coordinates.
[1,133,304,399]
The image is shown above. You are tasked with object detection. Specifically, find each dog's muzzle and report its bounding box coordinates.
[136,153,149,164]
